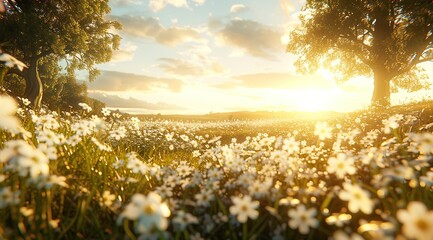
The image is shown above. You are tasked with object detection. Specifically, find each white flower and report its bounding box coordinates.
[78,102,92,112]
[0,187,20,208]
[173,210,198,231]
[288,204,318,234]
[314,122,333,140]
[0,95,20,132]
[327,153,356,179]
[119,192,170,235]
[338,182,374,215]
[229,195,259,223]
[100,191,116,207]
[397,202,433,240]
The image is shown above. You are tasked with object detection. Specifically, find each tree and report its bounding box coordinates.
[287,0,433,107]
[0,0,121,109]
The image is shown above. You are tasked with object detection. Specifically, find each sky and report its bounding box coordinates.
[86,0,433,115]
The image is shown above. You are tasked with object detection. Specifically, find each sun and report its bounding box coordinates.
[291,89,333,112]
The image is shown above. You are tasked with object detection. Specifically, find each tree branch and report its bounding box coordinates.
[7,67,26,78]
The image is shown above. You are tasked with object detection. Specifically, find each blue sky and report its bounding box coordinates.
[87,0,433,114]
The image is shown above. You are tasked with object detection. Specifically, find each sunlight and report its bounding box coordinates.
[290,90,333,112]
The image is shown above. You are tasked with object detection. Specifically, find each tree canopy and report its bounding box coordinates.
[0,0,121,108]
[287,0,433,106]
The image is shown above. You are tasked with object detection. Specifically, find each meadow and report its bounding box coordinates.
[0,95,433,240]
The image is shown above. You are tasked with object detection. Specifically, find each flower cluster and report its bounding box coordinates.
[0,97,432,239]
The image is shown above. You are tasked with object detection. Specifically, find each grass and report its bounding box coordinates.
[0,98,433,239]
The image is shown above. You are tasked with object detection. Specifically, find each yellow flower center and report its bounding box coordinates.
[416,219,429,232]
[143,204,156,215]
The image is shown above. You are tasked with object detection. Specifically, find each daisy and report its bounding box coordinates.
[397,201,433,240]
[314,122,333,140]
[0,95,20,132]
[288,204,318,234]
[327,153,356,179]
[119,192,170,235]
[229,195,259,223]
[338,182,374,215]
[173,210,199,231]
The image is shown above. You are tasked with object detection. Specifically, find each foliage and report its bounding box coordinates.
[1,95,433,239]
[0,0,121,108]
[287,0,433,105]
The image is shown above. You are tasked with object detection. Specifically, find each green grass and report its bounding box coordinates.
[0,98,433,239]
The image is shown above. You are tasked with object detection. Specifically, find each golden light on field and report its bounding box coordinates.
[290,90,333,112]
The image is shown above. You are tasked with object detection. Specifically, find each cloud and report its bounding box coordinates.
[88,70,184,92]
[230,4,247,13]
[214,72,334,89]
[148,0,206,11]
[112,15,202,46]
[157,58,225,77]
[110,43,137,62]
[215,19,284,60]
[149,0,188,12]
[88,92,186,110]
[111,0,142,6]
[156,43,226,77]
[279,0,295,16]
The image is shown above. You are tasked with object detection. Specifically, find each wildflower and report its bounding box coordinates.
[119,192,170,235]
[282,137,300,154]
[17,147,50,179]
[20,207,34,217]
[325,213,352,227]
[37,143,57,160]
[420,171,433,187]
[49,219,61,229]
[382,115,401,134]
[332,230,363,240]
[229,195,259,223]
[101,107,111,116]
[327,153,356,179]
[397,201,433,240]
[78,102,92,112]
[110,126,127,140]
[0,95,20,132]
[338,182,374,214]
[411,133,433,155]
[0,187,20,208]
[314,122,333,140]
[288,204,318,234]
[173,210,199,231]
[194,189,214,207]
[37,129,60,146]
[100,191,116,207]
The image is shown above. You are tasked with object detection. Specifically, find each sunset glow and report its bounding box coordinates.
[86,0,433,114]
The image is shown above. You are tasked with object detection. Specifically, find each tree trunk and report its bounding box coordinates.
[24,58,43,109]
[371,70,391,107]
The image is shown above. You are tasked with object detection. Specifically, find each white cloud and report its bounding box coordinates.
[192,0,206,5]
[88,70,184,92]
[110,43,137,62]
[112,15,202,46]
[230,4,246,13]
[157,43,226,77]
[149,0,188,12]
[111,0,142,6]
[215,19,284,60]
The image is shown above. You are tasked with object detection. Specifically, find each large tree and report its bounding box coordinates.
[287,0,433,107]
[0,0,121,109]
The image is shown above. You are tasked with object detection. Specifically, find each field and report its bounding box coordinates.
[1,95,433,240]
